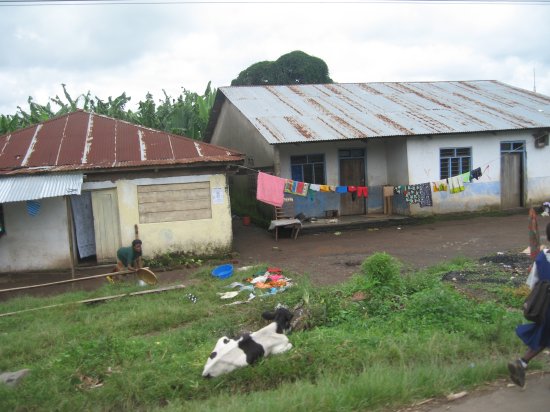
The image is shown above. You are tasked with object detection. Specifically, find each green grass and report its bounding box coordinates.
[0,255,531,411]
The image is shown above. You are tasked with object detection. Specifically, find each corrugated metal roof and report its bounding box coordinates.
[0,110,243,175]
[0,173,83,203]
[217,80,550,144]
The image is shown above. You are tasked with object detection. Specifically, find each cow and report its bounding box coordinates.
[202,307,293,378]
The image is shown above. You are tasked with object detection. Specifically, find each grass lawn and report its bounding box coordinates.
[0,253,534,411]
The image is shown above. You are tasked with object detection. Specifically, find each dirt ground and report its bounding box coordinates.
[1,210,550,410]
[1,211,548,300]
[232,212,549,285]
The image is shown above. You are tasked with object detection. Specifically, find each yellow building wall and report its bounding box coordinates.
[115,174,232,258]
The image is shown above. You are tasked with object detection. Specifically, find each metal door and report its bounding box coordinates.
[91,189,121,263]
[340,157,366,215]
[500,153,522,209]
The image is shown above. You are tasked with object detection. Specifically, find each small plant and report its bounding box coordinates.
[143,251,205,270]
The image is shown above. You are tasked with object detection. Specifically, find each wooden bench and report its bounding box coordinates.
[269,199,302,241]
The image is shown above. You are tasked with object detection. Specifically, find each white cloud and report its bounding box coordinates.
[1,1,549,115]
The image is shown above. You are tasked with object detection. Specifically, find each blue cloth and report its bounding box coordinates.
[516,251,550,350]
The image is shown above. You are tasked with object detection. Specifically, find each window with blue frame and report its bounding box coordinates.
[290,154,326,184]
[440,147,471,179]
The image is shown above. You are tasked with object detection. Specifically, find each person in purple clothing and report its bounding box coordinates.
[508,223,550,387]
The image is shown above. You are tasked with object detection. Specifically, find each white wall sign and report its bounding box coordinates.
[212,188,224,204]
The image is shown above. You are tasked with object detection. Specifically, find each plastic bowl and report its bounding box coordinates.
[211,264,234,279]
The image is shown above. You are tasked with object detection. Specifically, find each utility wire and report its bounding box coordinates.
[2,0,550,6]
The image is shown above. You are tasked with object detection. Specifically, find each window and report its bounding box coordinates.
[137,182,212,223]
[440,147,471,179]
[290,154,326,184]
[501,141,525,153]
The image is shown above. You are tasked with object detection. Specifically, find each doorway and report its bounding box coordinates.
[500,141,525,209]
[339,149,366,216]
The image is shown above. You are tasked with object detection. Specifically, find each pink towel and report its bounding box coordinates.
[256,172,285,207]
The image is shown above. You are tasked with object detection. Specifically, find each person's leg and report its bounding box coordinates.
[508,346,545,387]
[522,347,545,364]
[107,261,126,283]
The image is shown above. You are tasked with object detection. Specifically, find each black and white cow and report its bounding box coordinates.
[202,307,293,378]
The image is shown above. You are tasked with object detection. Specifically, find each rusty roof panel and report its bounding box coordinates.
[219,80,550,144]
[0,127,35,168]
[86,113,115,166]
[0,111,243,176]
[57,112,87,165]
[116,120,141,163]
[142,129,173,160]
[27,116,66,167]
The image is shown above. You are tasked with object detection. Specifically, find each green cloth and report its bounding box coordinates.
[117,246,138,267]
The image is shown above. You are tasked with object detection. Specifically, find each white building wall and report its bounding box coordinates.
[405,130,550,215]
[0,197,71,273]
[84,174,233,259]
[384,137,408,185]
[210,100,274,168]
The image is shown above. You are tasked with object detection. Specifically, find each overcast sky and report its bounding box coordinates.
[1,0,549,115]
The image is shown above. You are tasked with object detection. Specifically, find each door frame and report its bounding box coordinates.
[500,141,525,209]
[338,148,367,216]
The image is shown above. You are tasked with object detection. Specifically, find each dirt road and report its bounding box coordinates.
[233,212,550,285]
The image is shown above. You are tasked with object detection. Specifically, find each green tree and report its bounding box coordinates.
[231,50,333,86]
[0,83,216,141]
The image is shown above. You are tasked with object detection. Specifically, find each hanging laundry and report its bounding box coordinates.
[432,180,448,192]
[393,185,407,195]
[404,185,421,205]
[328,185,337,192]
[256,172,286,207]
[284,180,309,196]
[319,185,331,192]
[448,176,465,194]
[460,172,471,183]
[309,184,321,191]
[469,167,482,181]
[335,186,348,193]
[418,183,433,207]
[357,187,368,198]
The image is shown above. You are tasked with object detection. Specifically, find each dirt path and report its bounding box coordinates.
[233,212,550,285]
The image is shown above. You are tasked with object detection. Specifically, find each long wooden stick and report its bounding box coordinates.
[0,268,149,294]
[0,284,186,317]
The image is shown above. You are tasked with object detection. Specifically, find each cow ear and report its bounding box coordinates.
[262,311,275,321]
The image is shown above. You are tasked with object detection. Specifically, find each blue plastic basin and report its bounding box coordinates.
[211,264,234,279]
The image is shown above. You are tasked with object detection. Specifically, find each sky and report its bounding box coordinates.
[1,0,550,115]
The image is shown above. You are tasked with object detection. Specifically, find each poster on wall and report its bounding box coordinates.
[211,188,224,205]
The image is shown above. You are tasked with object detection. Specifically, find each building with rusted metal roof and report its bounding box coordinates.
[205,80,550,219]
[0,110,244,274]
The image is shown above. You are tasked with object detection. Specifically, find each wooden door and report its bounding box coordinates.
[340,158,366,215]
[500,153,522,209]
[91,189,121,263]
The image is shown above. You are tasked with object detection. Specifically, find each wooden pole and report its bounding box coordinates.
[65,196,76,280]
[0,268,148,294]
[0,284,186,317]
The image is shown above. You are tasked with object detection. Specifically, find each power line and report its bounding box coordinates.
[2,0,550,6]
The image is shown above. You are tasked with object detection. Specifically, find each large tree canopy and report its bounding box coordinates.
[231,51,333,86]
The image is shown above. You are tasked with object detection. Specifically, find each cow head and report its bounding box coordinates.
[261,307,293,334]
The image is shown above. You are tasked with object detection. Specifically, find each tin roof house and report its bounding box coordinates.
[0,110,244,273]
[205,80,550,219]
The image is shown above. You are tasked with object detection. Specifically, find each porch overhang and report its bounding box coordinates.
[0,173,84,203]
